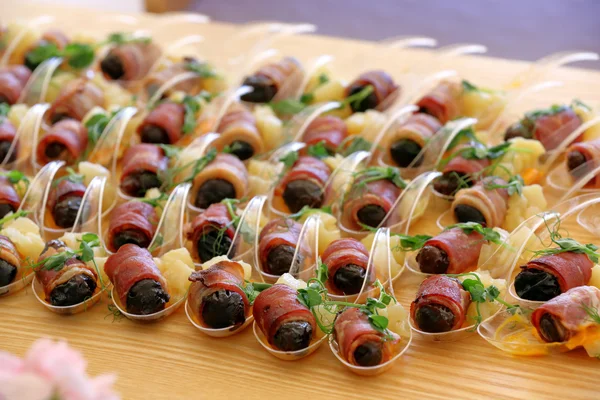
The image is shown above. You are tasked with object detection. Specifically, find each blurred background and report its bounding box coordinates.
[25,0,600,68]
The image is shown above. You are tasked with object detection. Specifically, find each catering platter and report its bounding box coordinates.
[1,2,600,399]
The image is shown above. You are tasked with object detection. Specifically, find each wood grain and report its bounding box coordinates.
[2,3,600,400]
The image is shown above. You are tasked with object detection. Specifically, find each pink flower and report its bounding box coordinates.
[0,338,120,400]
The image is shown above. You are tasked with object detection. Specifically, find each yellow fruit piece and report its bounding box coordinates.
[503,184,547,232]
[298,210,340,255]
[276,273,307,290]
[498,138,545,179]
[461,89,506,130]
[589,265,600,290]
[311,80,346,104]
[253,105,283,151]
[91,74,134,108]
[323,154,344,172]
[46,72,77,103]
[360,233,403,279]
[157,258,193,301]
[78,161,111,186]
[247,159,279,197]
[7,104,28,128]
[0,217,44,262]
[574,103,600,142]
[161,248,195,270]
[380,303,411,338]
[345,110,386,142]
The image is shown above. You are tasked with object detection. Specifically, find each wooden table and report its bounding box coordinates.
[2,3,600,399]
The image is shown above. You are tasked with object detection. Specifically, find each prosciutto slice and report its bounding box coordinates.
[302,116,347,152]
[214,106,264,155]
[106,201,158,253]
[452,176,509,227]
[102,42,162,81]
[48,78,105,122]
[0,66,31,105]
[522,252,593,293]
[104,243,168,306]
[0,176,20,212]
[186,203,235,261]
[35,240,97,298]
[137,102,185,144]
[388,113,442,148]
[188,260,249,325]
[121,144,168,182]
[334,307,400,366]
[47,179,86,214]
[322,238,371,295]
[566,138,600,187]
[346,70,399,111]
[418,227,484,274]
[344,177,402,229]
[258,218,305,275]
[0,234,21,272]
[443,143,491,177]
[274,156,331,197]
[0,119,17,159]
[532,107,582,151]
[143,58,203,97]
[192,153,248,200]
[411,275,470,330]
[416,81,461,124]
[253,57,302,93]
[36,119,88,165]
[253,284,316,345]
[531,286,600,343]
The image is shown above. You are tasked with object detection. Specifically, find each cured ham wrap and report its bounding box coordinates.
[192,153,248,209]
[213,105,263,160]
[106,201,158,252]
[137,101,185,144]
[0,235,21,287]
[120,144,168,198]
[36,119,88,165]
[24,29,69,71]
[345,70,399,112]
[105,243,170,315]
[531,286,600,343]
[253,284,316,351]
[0,65,32,105]
[0,118,18,163]
[143,57,203,98]
[566,138,600,187]
[322,238,372,295]
[334,307,400,366]
[258,218,305,276]
[188,259,250,329]
[416,227,484,274]
[411,275,471,333]
[515,252,593,302]
[100,41,162,82]
[387,113,442,168]
[433,143,491,197]
[240,57,302,103]
[0,176,21,218]
[47,178,86,229]
[302,116,347,154]
[274,156,331,213]
[187,203,235,262]
[35,239,98,306]
[415,81,461,124]
[452,176,509,227]
[504,105,582,151]
[47,78,104,124]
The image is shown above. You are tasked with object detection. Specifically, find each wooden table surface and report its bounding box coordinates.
[2,3,600,400]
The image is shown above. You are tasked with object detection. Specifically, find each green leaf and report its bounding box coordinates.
[25,43,61,67]
[581,302,600,324]
[81,233,99,243]
[269,99,307,115]
[185,61,218,79]
[0,210,29,229]
[316,261,328,284]
[182,95,202,134]
[572,99,591,111]
[392,233,432,252]
[368,314,389,331]
[106,32,151,46]
[354,166,406,189]
[485,285,501,302]
[447,222,503,245]
[447,127,478,151]
[0,103,10,116]
[531,218,600,263]
[462,278,486,302]
[63,43,95,69]
[297,287,323,309]
[525,104,568,121]
[341,85,374,110]
[158,144,182,158]
[0,170,29,186]
[84,113,111,145]
[52,168,84,187]
[485,175,524,197]
[307,141,331,159]
[299,93,314,105]
[461,80,479,92]
[279,151,299,169]
[317,73,329,85]
[338,136,372,156]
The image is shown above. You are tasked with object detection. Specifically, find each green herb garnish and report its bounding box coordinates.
[337,136,372,156]
[25,42,96,70]
[306,141,331,159]
[185,61,217,79]
[279,150,299,169]
[484,175,524,196]
[340,85,374,111]
[447,222,504,245]
[391,233,432,252]
[104,32,151,46]
[0,103,10,117]
[52,167,84,187]
[288,205,332,221]
[157,144,182,158]
[0,210,29,229]
[140,192,170,209]
[32,233,100,272]
[0,170,29,187]
[160,147,217,190]
[353,166,406,189]
[241,281,272,304]
[531,217,600,263]
[269,99,307,115]
[182,95,202,134]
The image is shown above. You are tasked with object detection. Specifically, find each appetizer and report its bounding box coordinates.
[274,155,331,213]
[0,213,44,288]
[416,226,484,274]
[386,113,442,168]
[191,153,248,209]
[36,119,88,165]
[258,218,305,276]
[47,78,104,124]
[566,138,600,185]
[187,202,235,263]
[46,173,86,229]
[323,238,372,295]
[345,70,398,112]
[105,243,170,315]
[416,81,461,124]
[240,57,302,103]
[120,144,167,198]
[212,105,263,161]
[0,65,31,105]
[301,116,348,155]
[451,176,509,227]
[100,38,162,82]
[253,283,316,351]
[0,175,21,218]
[0,114,18,163]
[106,201,158,253]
